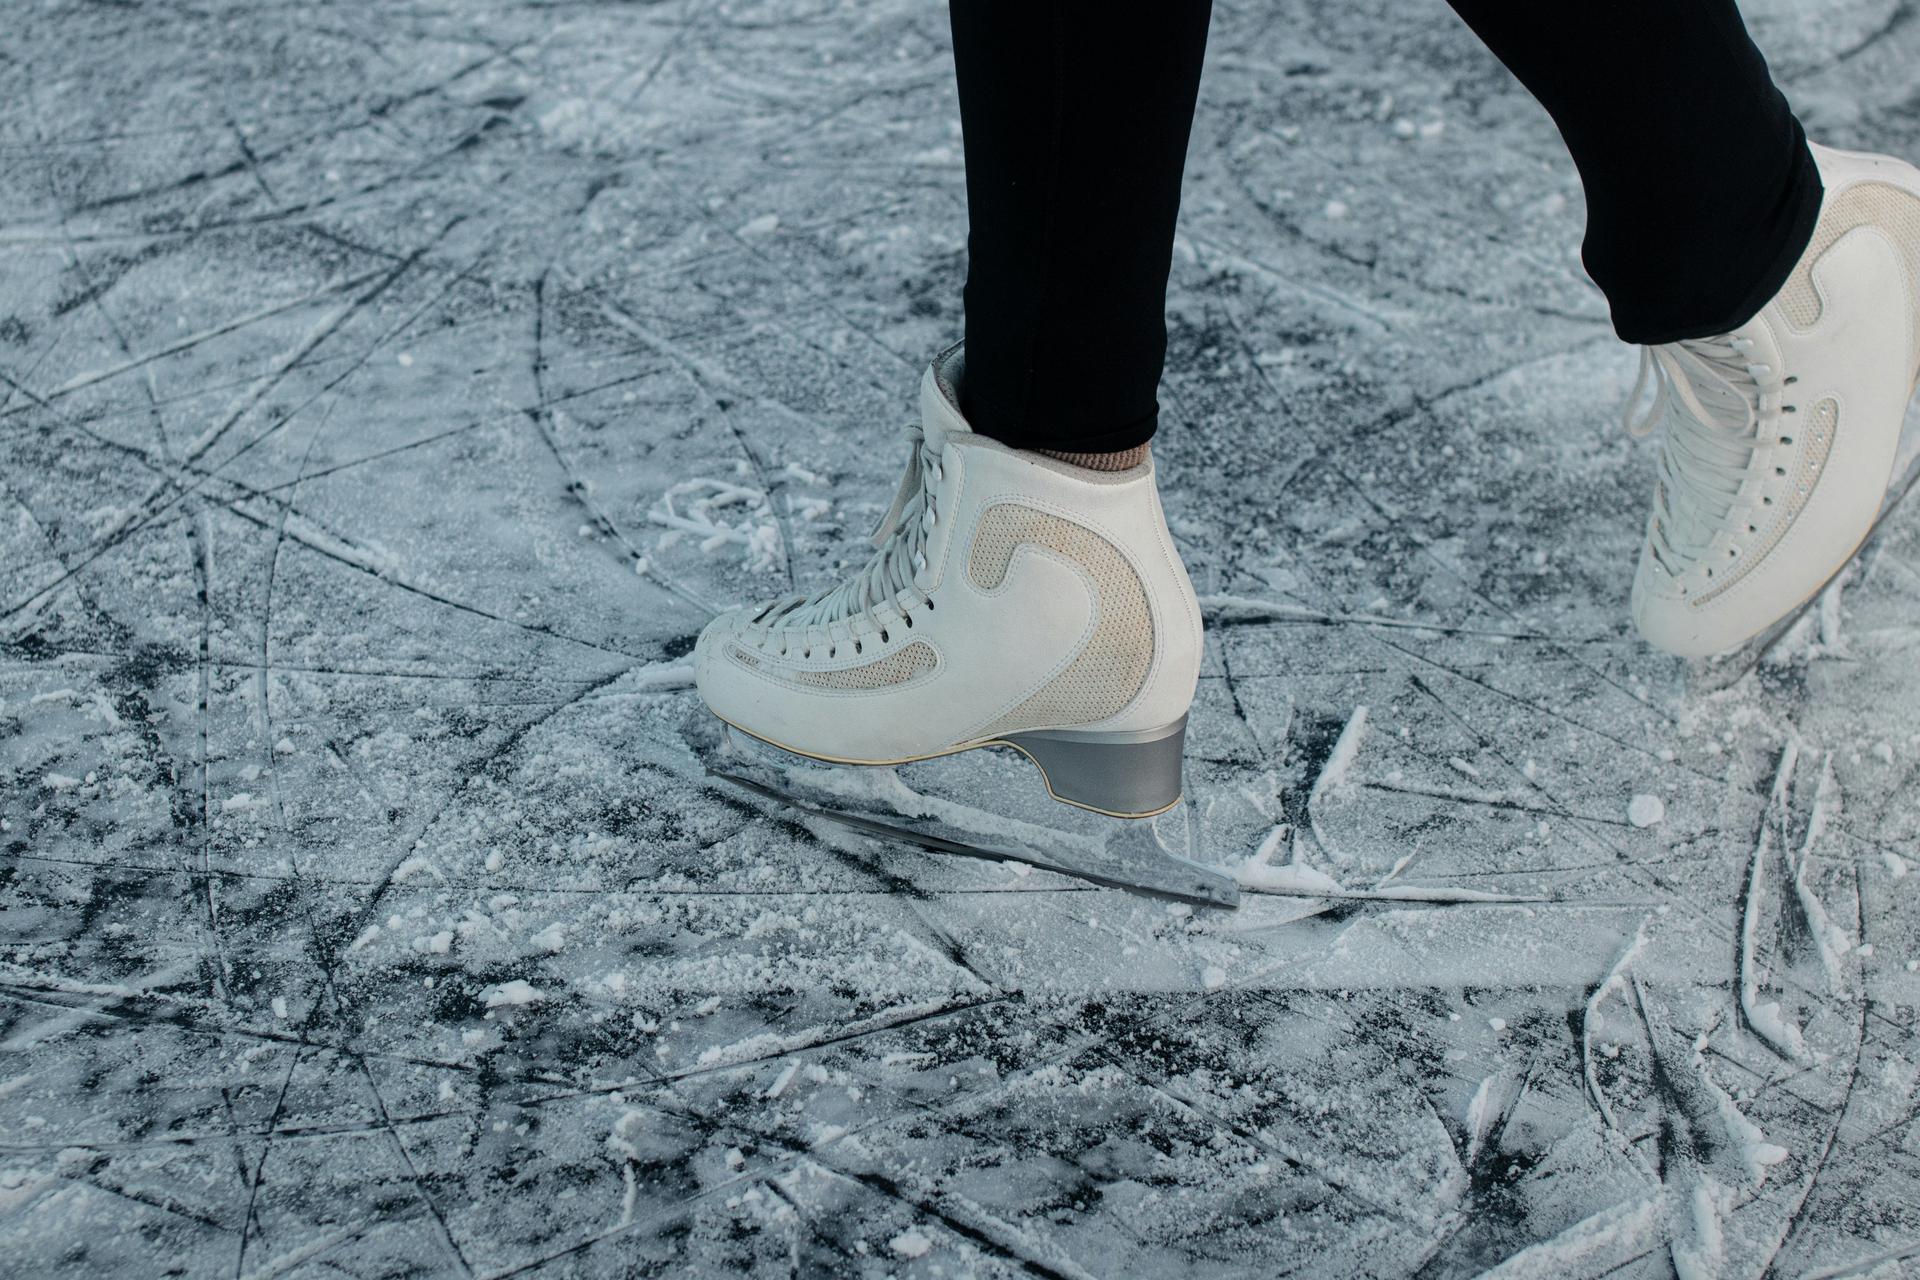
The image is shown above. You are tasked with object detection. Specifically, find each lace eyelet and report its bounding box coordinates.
[879,629,889,643]
[924,599,935,611]
[902,614,913,628]
[855,640,863,654]
[1784,375,1798,385]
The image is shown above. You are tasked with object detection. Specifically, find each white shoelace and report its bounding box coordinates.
[774,423,941,639]
[1621,335,1787,577]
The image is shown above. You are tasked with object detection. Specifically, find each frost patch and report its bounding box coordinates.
[484,980,544,1008]
[888,1230,933,1259]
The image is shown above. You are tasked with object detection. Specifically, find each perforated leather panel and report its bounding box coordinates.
[1777,182,1920,377]
[967,504,1153,735]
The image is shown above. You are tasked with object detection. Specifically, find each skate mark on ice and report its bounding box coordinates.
[0,231,448,624]
[527,269,715,617]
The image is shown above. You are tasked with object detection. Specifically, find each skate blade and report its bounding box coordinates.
[1690,417,1920,691]
[698,717,1241,909]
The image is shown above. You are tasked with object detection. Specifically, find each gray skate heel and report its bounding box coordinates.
[1000,717,1188,818]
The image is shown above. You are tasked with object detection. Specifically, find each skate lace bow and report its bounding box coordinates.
[780,423,941,630]
[1621,335,1781,575]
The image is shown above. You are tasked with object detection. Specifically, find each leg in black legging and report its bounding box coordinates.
[946,0,1819,453]
[949,0,1212,454]
[1445,0,1821,345]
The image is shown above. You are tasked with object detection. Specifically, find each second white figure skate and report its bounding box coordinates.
[1627,143,1920,670]
[694,343,1237,907]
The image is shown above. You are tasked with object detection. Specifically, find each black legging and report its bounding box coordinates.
[951,0,1823,453]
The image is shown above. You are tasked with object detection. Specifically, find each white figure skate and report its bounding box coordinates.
[694,343,1237,907]
[1627,143,1920,672]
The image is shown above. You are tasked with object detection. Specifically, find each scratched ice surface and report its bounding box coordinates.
[3,0,1919,1276]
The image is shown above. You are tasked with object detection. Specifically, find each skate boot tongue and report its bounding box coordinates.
[867,344,972,550]
[919,341,973,454]
[780,348,971,631]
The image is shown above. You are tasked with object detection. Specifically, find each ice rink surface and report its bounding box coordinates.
[4,1,1920,1275]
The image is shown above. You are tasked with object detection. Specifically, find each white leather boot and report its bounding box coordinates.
[694,343,1204,818]
[1628,142,1920,658]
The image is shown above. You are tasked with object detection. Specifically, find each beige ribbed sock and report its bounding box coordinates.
[1033,442,1151,472]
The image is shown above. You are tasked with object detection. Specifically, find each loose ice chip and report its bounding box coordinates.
[1628,794,1666,828]
[889,1231,933,1259]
